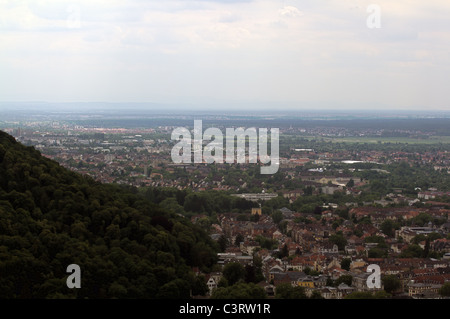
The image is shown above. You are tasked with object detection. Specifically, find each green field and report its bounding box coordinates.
[304,136,450,144]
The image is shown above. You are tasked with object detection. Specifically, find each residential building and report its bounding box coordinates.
[407,282,441,298]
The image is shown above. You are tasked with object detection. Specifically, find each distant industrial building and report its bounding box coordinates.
[232,192,278,202]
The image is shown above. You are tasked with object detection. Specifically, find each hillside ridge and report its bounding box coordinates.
[0,130,217,298]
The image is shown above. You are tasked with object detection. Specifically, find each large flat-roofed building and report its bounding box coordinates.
[396,226,441,243]
[217,253,253,267]
[407,282,441,298]
[232,192,278,202]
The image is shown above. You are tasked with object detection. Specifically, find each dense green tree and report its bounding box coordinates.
[278,244,289,259]
[222,263,246,286]
[211,282,267,299]
[329,233,347,251]
[400,244,424,258]
[244,264,256,284]
[275,283,307,299]
[309,290,324,299]
[234,233,244,246]
[345,291,390,299]
[271,211,283,224]
[303,267,320,276]
[340,258,351,271]
[252,255,265,283]
[156,279,191,299]
[346,179,355,188]
[255,235,278,250]
[382,275,401,294]
[326,278,334,287]
[411,234,427,245]
[423,238,430,258]
[159,198,185,215]
[380,219,398,237]
[368,247,388,258]
[218,235,229,252]
[411,213,433,227]
[428,232,443,242]
[439,282,450,297]
[337,208,349,220]
[335,275,352,287]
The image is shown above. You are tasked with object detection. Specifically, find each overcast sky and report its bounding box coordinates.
[1,0,449,111]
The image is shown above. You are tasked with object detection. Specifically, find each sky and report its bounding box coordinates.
[1,0,450,111]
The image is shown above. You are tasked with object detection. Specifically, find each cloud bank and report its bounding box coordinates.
[1,0,449,110]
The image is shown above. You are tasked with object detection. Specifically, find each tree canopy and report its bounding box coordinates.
[0,131,219,298]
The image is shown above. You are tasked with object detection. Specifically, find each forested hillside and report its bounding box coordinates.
[0,131,219,298]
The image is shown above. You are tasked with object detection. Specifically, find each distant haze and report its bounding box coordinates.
[1,0,449,111]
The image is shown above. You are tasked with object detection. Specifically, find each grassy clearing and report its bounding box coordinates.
[302,136,450,144]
